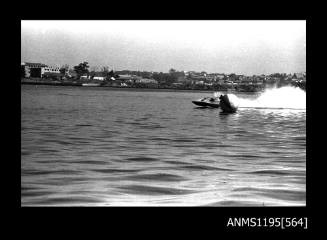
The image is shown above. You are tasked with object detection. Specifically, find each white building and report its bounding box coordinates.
[42,66,60,74]
[80,75,91,79]
[21,62,61,78]
[93,76,105,81]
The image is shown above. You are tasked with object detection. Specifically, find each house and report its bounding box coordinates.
[93,76,105,81]
[91,72,106,81]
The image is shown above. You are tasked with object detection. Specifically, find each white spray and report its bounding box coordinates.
[215,86,306,110]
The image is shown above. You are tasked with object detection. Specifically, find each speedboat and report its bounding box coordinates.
[192,97,220,108]
[219,94,238,113]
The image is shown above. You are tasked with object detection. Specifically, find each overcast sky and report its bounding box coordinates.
[21,20,306,75]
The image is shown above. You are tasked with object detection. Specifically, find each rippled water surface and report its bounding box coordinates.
[21,85,306,206]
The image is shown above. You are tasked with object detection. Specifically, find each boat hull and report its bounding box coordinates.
[192,100,219,108]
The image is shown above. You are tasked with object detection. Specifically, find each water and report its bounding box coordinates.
[21,85,306,206]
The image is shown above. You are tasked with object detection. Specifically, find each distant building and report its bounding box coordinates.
[225,80,235,85]
[42,66,60,76]
[21,62,47,78]
[90,72,106,81]
[93,76,105,81]
[21,62,60,78]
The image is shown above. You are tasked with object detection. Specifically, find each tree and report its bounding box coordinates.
[74,62,90,78]
[103,69,117,80]
[169,68,176,74]
[168,68,185,84]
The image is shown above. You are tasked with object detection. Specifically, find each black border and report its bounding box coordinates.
[13,6,315,233]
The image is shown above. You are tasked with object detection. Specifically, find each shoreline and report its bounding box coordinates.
[21,78,304,93]
[20,79,265,94]
[21,81,262,94]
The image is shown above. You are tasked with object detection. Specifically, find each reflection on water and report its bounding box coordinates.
[21,85,306,206]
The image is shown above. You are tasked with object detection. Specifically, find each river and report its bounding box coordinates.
[21,85,306,206]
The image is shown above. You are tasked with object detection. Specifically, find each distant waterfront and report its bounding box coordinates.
[21,77,305,92]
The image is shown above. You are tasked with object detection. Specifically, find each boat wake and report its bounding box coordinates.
[217,86,306,110]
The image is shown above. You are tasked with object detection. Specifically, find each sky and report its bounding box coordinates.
[21,20,306,75]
